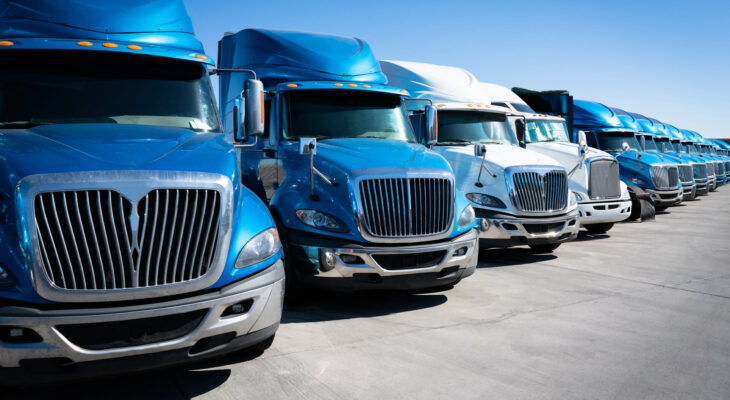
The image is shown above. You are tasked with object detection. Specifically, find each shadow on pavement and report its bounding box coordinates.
[574,231,611,242]
[282,289,449,324]
[477,247,557,268]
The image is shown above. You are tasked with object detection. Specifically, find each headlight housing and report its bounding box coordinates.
[466,193,506,209]
[458,205,476,229]
[235,228,280,268]
[295,210,348,232]
[628,177,649,186]
[573,192,584,202]
[569,192,577,207]
[0,264,15,287]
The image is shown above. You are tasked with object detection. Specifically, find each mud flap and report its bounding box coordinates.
[627,186,655,222]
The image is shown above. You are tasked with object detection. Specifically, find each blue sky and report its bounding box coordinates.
[185,0,730,138]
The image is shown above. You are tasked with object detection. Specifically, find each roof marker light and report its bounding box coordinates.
[287,83,298,87]
[102,42,117,48]
[362,84,371,88]
[485,105,490,108]
[400,90,408,94]
[476,104,482,107]
[348,83,357,87]
[0,41,14,46]
[467,104,473,107]
[334,83,343,87]
[127,44,142,50]
[76,41,93,47]
[437,104,445,108]
[194,54,208,60]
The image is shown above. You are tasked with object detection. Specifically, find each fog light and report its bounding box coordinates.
[0,264,15,287]
[319,249,336,272]
[222,299,254,317]
[0,326,42,344]
[340,254,364,264]
[480,218,490,231]
[453,247,468,257]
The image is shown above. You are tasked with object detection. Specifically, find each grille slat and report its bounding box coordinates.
[678,165,693,184]
[511,170,568,212]
[34,188,221,291]
[588,160,620,199]
[359,177,452,239]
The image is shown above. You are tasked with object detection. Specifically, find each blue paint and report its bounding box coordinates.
[0,1,280,303]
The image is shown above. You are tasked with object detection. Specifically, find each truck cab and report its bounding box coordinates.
[666,124,710,196]
[680,130,717,191]
[0,1,284,383]
[711,140,730,173]
[381,61,579,253]
[218,30,479,291]
[629,114,697,201]
[571,100,682,215]
[479,83,630,234]
[697,136,727,186]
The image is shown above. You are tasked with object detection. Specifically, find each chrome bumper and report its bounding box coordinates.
[577,199,632,225]
[292,229,479,288]
[681,182,697,200]
[478,210,580,243]
[0,260,285,369]
[646,187,683,206]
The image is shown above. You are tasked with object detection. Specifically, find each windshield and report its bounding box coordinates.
[687,144,700,154]
[437,111,517,146]
[0,50,220,131]
[283,90,414,142]
[642,136,659,153]
[512,103,534,113]
[525,119,570,143]
[657,139,675,153]
[597,132,641,152]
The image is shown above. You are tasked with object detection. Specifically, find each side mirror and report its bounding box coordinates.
[577,130,588,156]
[640,135,646,152]
[661,142,667,153]
[514,119,526,148]
[622,142,631,153]
[299,137,316,155]
[425,105,438,145]
[475,144,487,157]
[245,79,265,137]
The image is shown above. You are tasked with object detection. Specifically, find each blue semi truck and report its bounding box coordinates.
[571,100,681,217]
[697,135,727,186]
[664,124,710,196]
[217,29,479,291]
[0,0,284,383]
[680,129,717,191]
[628,114,697,201]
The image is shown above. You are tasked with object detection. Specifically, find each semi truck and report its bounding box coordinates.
[712,140,730,172]
[664,123,710,196]
[629,114,697,201]
[217,30,479,291]
[479,83,631,234]
[381,61,579,253]
[697,136,727,186]
[680,130,717,191]
[565,100,681,218]
[0,0,284,383]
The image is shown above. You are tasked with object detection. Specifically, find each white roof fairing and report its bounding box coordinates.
[380,60,488,105]
[479,82,526,105]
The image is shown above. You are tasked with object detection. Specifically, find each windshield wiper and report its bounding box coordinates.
[436,139,472,146]
[0,121,57,129]
[479,140,504,144]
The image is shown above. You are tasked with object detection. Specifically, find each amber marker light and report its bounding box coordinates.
[194,54,208,60]
[362,84,371,88]
[287,83,298,87]
[334,83,343,87]
[76,41,93,47]
[127,44,142,50]
[102,42,118,48]
[0,41,14,46]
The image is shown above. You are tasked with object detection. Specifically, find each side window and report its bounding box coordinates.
[585,132,598,148]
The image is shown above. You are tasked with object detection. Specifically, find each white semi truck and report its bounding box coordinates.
[480,83,631,234]
[382,61,579,253]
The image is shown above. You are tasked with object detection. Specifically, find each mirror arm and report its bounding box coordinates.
[476,152,496,186]
[308,144,337,201]
[209,68,257,80]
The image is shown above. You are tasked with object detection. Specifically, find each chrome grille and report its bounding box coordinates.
[650,166,679,189]
[34,189,221,290]
[716,162,725,176]
[725,161,730,172]
[358,177,453,238]
[677,165,693,184]
[693,163,707,180]
[706,162,715,177]
[588,159,620,199]
[511,170,568,212]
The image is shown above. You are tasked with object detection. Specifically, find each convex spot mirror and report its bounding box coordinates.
[577,131,588,156]
[299,137,317,155]
[475,144,487,157]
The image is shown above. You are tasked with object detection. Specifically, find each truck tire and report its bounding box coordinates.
[654,205,669,212]
[627,196,642,221]
[585,223,614,234]
[529,244,560,253]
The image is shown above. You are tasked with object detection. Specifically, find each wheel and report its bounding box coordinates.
[529,243,560,253]
[271,213,304,303]
[585,223,614,234]
[626,196,642,221]
[655,205,669,212]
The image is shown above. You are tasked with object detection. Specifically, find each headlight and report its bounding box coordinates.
[0,264,15,287]
[235,227,280,268]
[569,192,577,207]
[295,210,348,232]
[628,177,649,186]
[458,205,476,229]
[466,193,506,209]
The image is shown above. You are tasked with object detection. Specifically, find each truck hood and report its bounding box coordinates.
[0,124,234,195]
[527,141,609,163]
[439,143,561,169]
[614,151,668,166]
[296,138,451,177]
